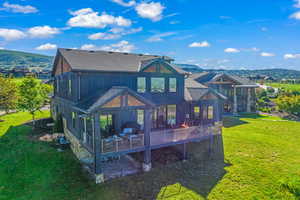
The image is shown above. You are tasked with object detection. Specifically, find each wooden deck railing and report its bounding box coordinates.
[101,134,144,154]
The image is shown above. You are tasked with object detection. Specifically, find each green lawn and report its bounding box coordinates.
[0,112,300,200]
[268,83,300,92]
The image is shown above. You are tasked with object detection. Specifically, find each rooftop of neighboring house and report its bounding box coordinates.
[190,72,257,86]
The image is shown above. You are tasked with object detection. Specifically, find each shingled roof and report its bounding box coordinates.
[55,48,183,73]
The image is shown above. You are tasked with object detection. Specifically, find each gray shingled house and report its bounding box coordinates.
[51,48,226,183]
[190,72,258,114]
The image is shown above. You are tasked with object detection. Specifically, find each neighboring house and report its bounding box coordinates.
[51,48,225,183]
[190,72,258,114]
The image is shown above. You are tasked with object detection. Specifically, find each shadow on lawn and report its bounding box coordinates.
[222,113,267,128]
[99,134,230,200]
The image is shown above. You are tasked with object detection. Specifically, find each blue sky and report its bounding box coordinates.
[0,0,300,70]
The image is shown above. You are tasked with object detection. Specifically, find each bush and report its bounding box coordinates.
[275,95,300,116]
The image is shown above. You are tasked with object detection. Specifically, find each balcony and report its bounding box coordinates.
[101,124,221,154]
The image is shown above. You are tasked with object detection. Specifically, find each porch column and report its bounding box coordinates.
[93,112,104,184]
[233,86,238,115]
[143,108,152,172]
[181,143,187,161]
[247,88,252,113]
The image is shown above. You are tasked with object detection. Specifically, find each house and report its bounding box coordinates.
[190,72,258,114]
[51,48,225,183]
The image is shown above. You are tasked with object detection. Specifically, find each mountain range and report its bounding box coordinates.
[0,49,299,79]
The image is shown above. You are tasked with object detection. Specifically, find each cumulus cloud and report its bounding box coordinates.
[294,0,300,8]
[35,43,57,50]
[0,47,4,50]
[146,32,176,42]
[0,28,26,40]
[260,52,275,57]
[111,0,136,7]
[189,41,210,48]
[284,53,300,59]
[67,8,132,28]
[81,40,135,52]
[2,2,38,14]
[88,27,142,40]
[135,2,165,21]
[224,48,240,53]
[290,11,300,20]
[27,26,60,38]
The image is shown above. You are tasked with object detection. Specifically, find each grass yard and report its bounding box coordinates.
[0,111,300,199]
[268,83,300,92]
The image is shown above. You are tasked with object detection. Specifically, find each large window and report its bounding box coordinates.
[169,78,177,92]
[194,106,200,119]
[151,77,165,93]
[137,109,144,129]
[137,77,146,93]
[167,105,176,126]
[208,106,214,120]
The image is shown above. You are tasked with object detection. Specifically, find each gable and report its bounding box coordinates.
[102,93,145,108]
[210,74,239,85]
[201,92,218,100]
[53,54,72,76]
[141,60,176,74]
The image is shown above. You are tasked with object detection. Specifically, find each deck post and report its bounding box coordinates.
[143,108,152,172]
[182,143,187,161]
[233,86,238,115]
[247,88,251,113]
[93,112,104,184]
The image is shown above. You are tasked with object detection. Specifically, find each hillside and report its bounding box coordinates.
[0,49,53,70]
[175,64,204,73]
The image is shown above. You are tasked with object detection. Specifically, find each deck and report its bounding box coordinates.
[101,125,216,154]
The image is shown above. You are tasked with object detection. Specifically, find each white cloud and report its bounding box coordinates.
[189,41,210,48]
[67,8,132,28]
[88,27,142,40]
[260,52,275,57]
[0,47,4,50]
[224,48,240,53]
[35,43,57,50]
[2,2,38,14]
[284,53,300,59]
[0,28,26,40]
[88,32,121,40]
[147,32,176,42]
[27,26,60,38]
[294,0,300,8]
[111,0,136,7]
[135,2,165,21]
[261,27,268,32]
[290,11,300,20]
[81,40,135,52]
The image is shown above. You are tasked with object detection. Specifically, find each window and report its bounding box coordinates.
[151,77,165,93]
[68,79,72,95]
[203,106,208,119]
[194,106,200,119]
[137,109,144,129]
[72,112,76,128]
[167,105,176,126]
[157,106,166,128]
[208,106,214,120]
[56,78,59,93]
[137,77,146,93]
[169,78,177,92]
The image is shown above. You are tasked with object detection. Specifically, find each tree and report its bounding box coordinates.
[275,95,300,117]
[18,77,51,125]
[0,76,18,114]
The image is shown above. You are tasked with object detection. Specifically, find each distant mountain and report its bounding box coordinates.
[207,68,300,80]
[175,64,204,73]
[0,49,53,70]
